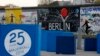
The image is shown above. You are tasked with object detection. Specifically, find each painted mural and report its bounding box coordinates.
[38,7,80,32]
[0,10,5,24]
[21,9,38,24]
[0,6,100,33]
[80,6,100,34]
[5,7,22,24]
[0,7,38,24]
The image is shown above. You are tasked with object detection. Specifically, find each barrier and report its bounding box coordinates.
[56,32,76,54]
[46,30,62,52]
[84,38,97,51]
[97,34,100,53]
[41,30,64,52]
[0,24,41,56]
[41,30,47,51]
[41,30,76,53]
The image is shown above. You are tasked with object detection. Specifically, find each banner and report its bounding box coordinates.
[80,6,100,34]
[38,7,80,32]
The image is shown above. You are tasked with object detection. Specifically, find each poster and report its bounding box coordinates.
[80,6,100,34]
[38,7,80,32]
[21,9,38,24]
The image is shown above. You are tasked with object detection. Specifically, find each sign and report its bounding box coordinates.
[5,29,31,56]
[0,24,41,56]
[38,7,80,32]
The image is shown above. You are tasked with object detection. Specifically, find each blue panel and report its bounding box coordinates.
[46,30,62,52]
[97,34,100,53]
[46,31,75,52]
[41,30,75,52]
[41,30,47,51]
[60,32,74,37]
[56,33,76,54]
[84,38,97,51]
[0,24,41,56]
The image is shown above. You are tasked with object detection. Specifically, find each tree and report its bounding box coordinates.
[95,0,100,4]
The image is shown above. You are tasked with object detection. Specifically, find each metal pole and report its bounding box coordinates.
[77,27,82,50]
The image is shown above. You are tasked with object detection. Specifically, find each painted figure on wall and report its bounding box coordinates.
[10,14,16,23]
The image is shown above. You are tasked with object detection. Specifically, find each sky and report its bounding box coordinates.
[0,0,71,7]
[0,0,38,7]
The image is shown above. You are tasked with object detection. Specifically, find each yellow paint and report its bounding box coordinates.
[5,7,22,24]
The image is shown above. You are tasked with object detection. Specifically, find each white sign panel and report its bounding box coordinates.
[5,29,31,56]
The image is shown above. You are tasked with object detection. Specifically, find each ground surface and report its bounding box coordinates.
[41,50,100,56]
[41,39,100,56]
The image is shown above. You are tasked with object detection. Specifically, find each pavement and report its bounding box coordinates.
[41,50,100,56]
[41,39,100,56]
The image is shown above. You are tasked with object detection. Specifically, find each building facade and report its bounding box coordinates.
[38,0,71,5]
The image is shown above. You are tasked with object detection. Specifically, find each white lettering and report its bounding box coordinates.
[66,23,70,31]
[49,23,63,30]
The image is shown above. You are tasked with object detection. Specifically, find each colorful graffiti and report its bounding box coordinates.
[0,7,38,24]
[5,7,22,24]
[0,6,100,33]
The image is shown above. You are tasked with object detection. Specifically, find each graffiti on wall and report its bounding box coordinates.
[38,7,80,32]
[21,9,38,24]
[80,6,100,34]
[0,8,38,24]
[0,10,5,24]
[5,7,22,24]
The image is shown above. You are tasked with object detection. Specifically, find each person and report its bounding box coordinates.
[82,20,91,34]
[2,15,5,24]
[10,14,15,23]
